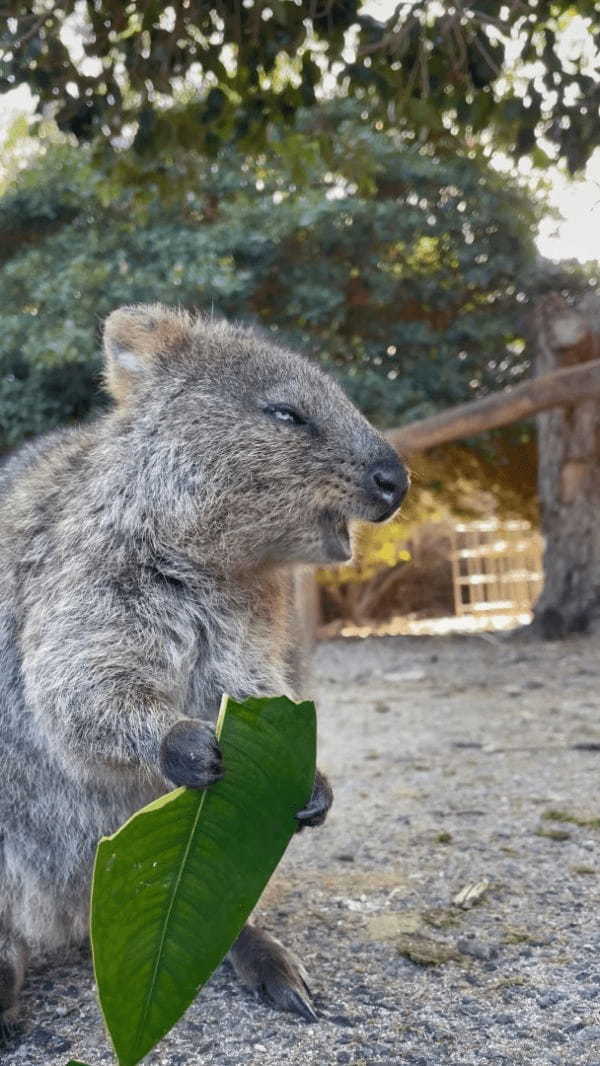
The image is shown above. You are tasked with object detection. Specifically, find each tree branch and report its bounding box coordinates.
[386,357,600,455]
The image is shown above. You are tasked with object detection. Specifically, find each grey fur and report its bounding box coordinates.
[0,305,408,1027]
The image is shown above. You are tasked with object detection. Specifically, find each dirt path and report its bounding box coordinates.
[5,633,600,1066]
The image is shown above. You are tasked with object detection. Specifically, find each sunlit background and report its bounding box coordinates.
[359,3,600,264]
[1,2,599,638]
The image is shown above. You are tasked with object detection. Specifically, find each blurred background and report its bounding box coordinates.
[2,0,600,640]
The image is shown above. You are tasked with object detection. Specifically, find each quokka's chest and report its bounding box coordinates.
[183,590,295,722]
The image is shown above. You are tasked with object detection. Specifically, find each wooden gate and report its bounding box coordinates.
[450,520,543,618]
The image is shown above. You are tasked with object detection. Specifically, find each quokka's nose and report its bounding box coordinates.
[366,455,409,521]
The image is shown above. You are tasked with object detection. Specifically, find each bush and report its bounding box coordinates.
[1,104,542,453]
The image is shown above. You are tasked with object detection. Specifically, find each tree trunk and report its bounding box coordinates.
[532,293,600,638]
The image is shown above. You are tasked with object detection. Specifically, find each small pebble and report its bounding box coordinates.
[538,991,565,1008]
[456,938,498,961]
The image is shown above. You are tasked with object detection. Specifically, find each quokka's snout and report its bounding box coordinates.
[363,449,410,522]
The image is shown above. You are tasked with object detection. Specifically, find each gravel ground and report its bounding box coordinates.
[4,631,600,1066]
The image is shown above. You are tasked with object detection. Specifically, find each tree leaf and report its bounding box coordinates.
[90,694,316,1066]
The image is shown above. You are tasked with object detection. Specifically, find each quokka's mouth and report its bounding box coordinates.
[319,510,352,563]
[372,500,402,523]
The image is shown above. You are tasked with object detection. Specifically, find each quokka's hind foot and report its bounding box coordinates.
[0,1011,23,1050]
[0,931,27,1048]
[229,923,317,1021]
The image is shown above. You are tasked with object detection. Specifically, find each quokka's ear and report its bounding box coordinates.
[103,304,192,403]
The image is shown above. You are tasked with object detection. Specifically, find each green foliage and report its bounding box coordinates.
[0,105,549,450]
[2,3,600,172]
[2,1,352,153]
[91,694,316,1066]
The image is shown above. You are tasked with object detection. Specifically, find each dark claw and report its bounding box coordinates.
[264,984,318,1022]
[295,768,333,831]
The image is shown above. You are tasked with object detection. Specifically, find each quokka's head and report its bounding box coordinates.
[103,304,409,566]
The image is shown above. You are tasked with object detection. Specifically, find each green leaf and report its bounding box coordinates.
[90,695,316,1066]
[66,1061,91,1065]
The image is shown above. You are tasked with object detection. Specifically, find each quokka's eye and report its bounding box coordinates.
[264,404,308,427]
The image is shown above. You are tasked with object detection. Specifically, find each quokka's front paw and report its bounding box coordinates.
[295,768,333,831]
[159,719,223,789]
